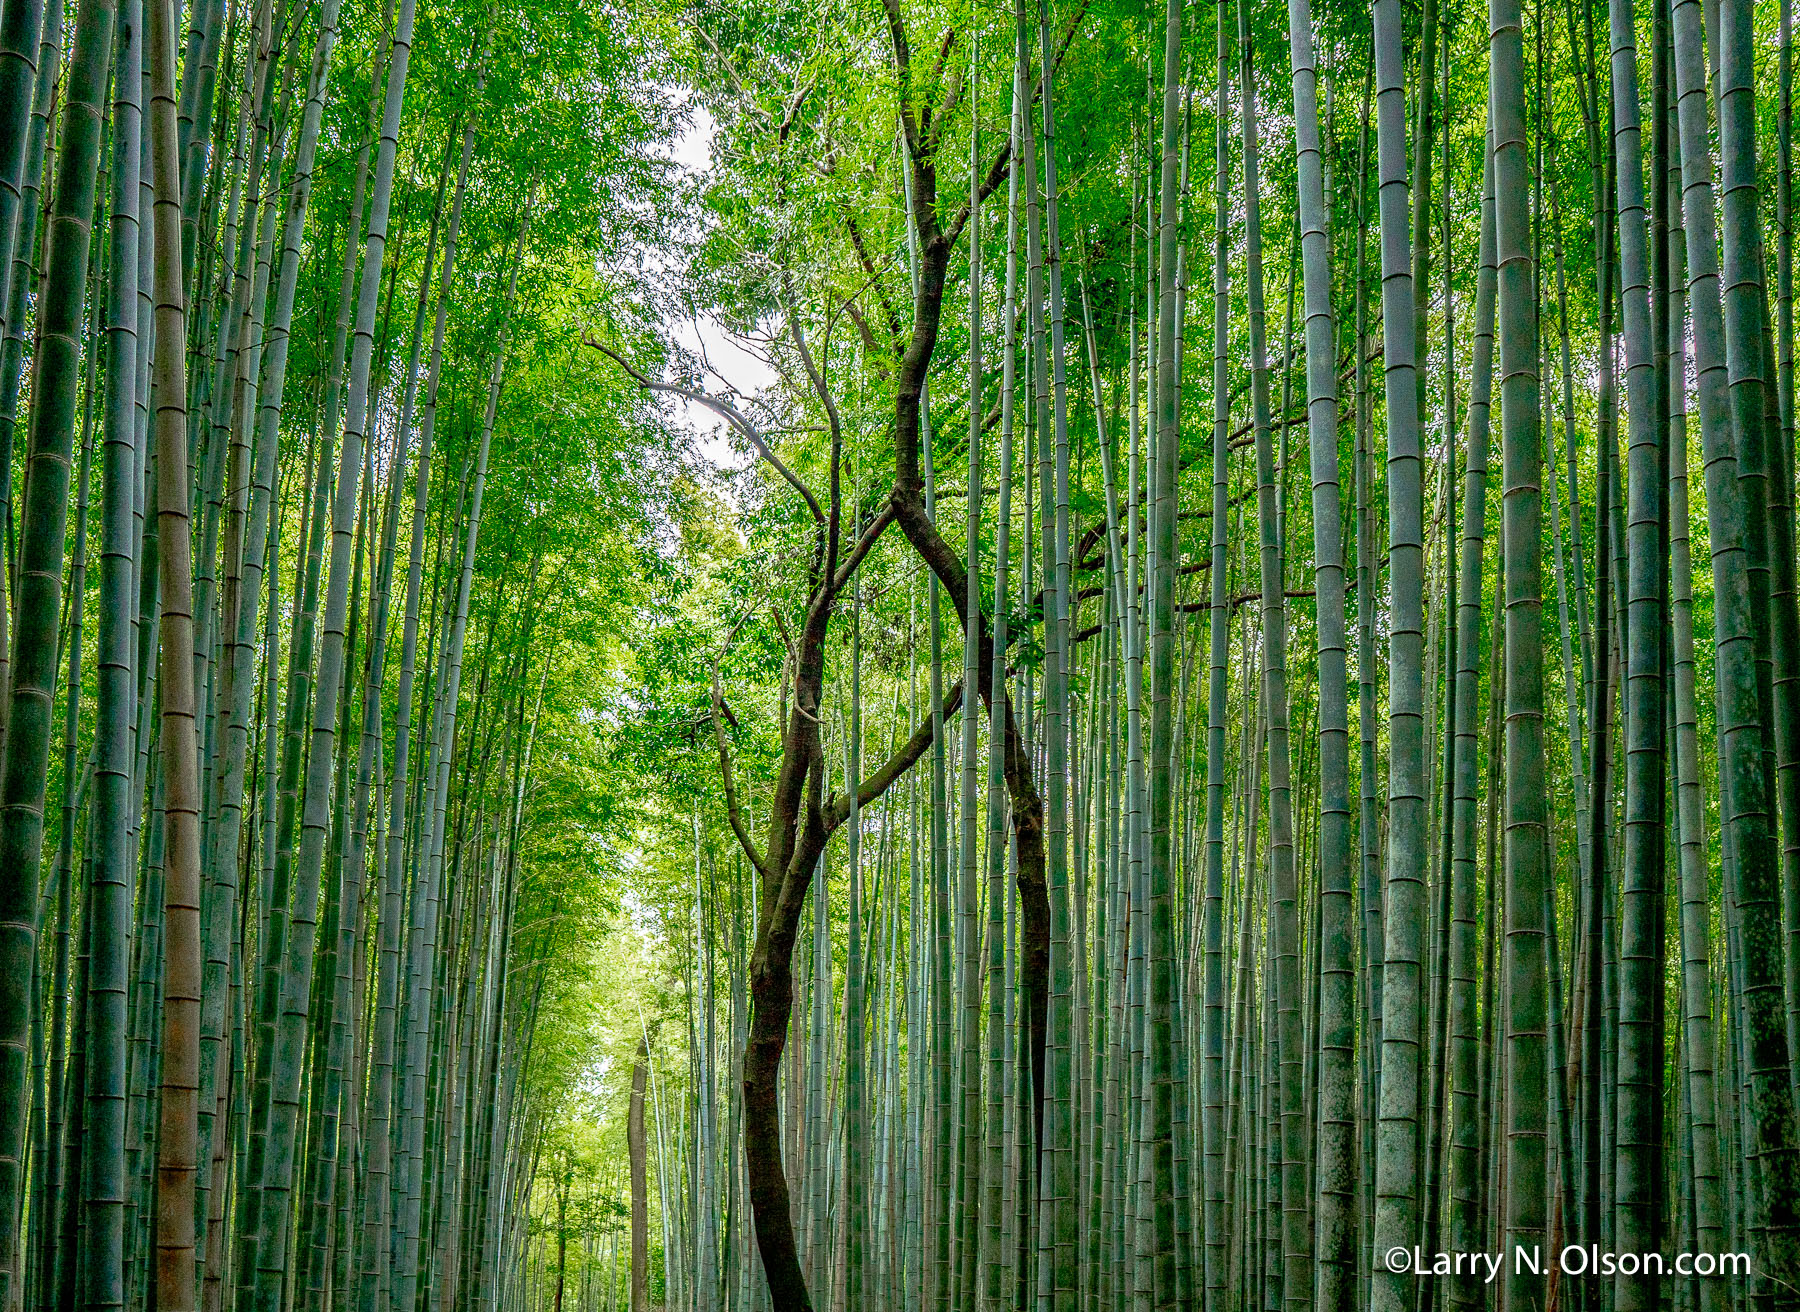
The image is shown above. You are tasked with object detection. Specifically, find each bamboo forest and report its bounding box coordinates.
[9,0,1800,1303]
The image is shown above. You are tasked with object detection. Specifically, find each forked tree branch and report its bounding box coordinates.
[584,335,825,526]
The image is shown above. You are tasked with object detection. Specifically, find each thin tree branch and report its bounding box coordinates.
[583,336,825,526]
[822,680,963,833]
[831,503,895,595]
[842,210,904,347]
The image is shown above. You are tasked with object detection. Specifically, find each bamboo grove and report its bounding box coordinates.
[0,0,700,1300]
[510,0,1800,1309]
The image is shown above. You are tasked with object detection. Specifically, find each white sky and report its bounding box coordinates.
[660,100,777,476]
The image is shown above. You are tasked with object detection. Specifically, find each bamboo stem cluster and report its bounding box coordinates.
[587,2,1800,1312]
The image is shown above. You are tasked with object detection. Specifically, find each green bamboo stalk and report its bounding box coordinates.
[257,3,414,1309]
[1145,0,1182,1294]
[953,29,980,1312]
[1033,0,1075,1296]
[0,0,49,344]
[1673,0,1800,1293]
[1665,70,1725,1312]
[1234,14,1305,1312]
[0,0,115,1289]
[1446,114,1497,1312]
[1368,2,1426,1307]
[1201,11,1231,1304]
[403,204,529,1312]
[984,58,1021,1311]
[1608,0,1668,1301]
[1281,2,1351,1303]
[0,0,61,725]
[80,0,138,1301]
[1491,0,1552,1213]
[144,0,205,1297]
